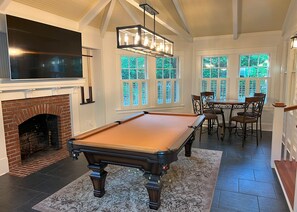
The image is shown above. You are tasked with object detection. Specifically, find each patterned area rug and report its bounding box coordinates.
[33,148,222,212]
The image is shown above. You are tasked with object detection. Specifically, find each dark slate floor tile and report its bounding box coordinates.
[218,190,259,212]
[29,175,75,194]
[0,173,22,192]
[216,176,238,192]
[258,196,289,212]
[273,180,289,201]
[0,187,41,209]
[239,179,276,198]
[14,172,57,189]
[220,168,255,180]
[14,192,50,212]
[211,206,239,212]
[254,169,278,183]
[211,189,220,208]
[251,152,271,161]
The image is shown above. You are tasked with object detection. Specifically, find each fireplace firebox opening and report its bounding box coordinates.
[18,114,60,162]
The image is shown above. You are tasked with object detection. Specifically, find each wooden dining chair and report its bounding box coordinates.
[191,94,220,141]
[254,93,266,138]
[237,93,266,138]
[231,97,262,147]
[200,91,225,130]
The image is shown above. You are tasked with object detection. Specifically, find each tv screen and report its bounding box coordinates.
[6,15,83,79]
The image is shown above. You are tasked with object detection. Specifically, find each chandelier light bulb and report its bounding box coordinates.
[165,45,169,52]
[124,33,128,45]
[150,39,155,49]
[144,36,149,46]
[160,42,164,51]
[134,33,140,44]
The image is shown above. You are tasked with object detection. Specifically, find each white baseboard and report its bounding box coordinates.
[0,157,9,176]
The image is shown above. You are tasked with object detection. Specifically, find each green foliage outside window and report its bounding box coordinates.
[239,54,269,78]
[121,56,146,80]
[156,57,177,79]
[202,56,227,78]
[202,56,228,98]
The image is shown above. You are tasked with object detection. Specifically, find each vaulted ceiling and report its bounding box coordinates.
[6,0,292,41]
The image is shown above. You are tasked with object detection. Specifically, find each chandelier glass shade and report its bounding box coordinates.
[291,34,297,49]
[116,3,174,57]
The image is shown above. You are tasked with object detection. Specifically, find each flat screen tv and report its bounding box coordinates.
[6,15,83,79]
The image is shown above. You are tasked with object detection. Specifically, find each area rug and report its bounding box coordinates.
[33,148,222,212]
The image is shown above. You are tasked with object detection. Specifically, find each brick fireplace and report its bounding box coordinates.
[2,94,72,177]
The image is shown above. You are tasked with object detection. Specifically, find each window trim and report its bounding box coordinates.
[155,57,181,106]
[117,51,185,111]
[237,53,271,101]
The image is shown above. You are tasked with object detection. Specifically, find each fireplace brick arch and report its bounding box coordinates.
[2,95,72,174]
[13,104,62,125]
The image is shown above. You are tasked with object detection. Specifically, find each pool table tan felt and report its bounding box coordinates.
[73,112,201,153]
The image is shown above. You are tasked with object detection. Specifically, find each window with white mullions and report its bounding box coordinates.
[238,54,270,99]
[120,56,148,107]
[156,57,179,105]
[201,56,228,99]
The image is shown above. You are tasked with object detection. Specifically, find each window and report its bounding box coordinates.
[201,56,228,99]
[156,57,180,105]
[121,56,148,107]
[238,54,269,99]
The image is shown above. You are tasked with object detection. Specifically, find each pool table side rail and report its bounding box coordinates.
[116,111,200,125]
[73,122,119,140]
[144,111,200,117]
[115,112,145,124]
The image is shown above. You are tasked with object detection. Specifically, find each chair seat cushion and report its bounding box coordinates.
[204,109,222,114]
[231,115,257,123]
[237,111,257,117]
[204,113,218,119]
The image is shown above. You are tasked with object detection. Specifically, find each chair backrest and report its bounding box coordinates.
[191,95,203,115]
[254,93,266,115]
[201,91,215,100]
[200,91,215,110]
[244,96,263,118]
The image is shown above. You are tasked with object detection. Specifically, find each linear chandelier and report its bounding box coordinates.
[116,3,174,57]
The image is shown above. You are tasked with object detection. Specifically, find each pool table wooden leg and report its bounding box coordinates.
[185,133,195,157]
[145,175,162,210]
[88,163,108,198]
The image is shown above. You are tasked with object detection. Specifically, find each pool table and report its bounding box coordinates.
[68,111,205,210]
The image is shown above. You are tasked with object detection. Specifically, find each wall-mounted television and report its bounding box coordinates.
[6,15,83,80]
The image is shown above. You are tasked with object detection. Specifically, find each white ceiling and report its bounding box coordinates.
[9,0,292,40]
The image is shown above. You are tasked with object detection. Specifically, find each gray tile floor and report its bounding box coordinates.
[0,131,289,211]
[195,131,289,212]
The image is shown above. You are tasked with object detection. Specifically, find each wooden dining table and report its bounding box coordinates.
[207,99,245,140]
